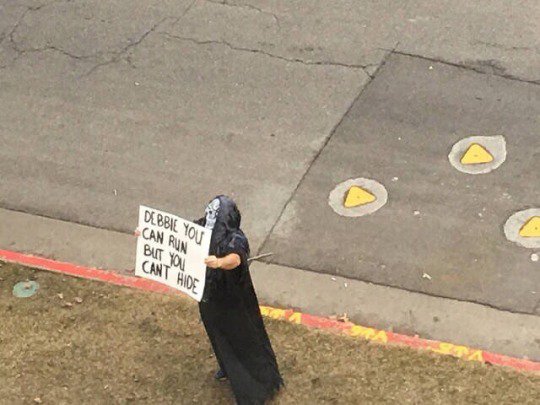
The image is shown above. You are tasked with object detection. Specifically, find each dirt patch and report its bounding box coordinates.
[1,262,538,404]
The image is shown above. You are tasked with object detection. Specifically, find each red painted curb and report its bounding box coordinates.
[0,249,174,295]
[1,249,539,374]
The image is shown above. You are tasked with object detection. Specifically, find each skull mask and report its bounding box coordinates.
[205,198,220,230]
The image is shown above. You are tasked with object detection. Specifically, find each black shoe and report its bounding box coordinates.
[214,369,227,381]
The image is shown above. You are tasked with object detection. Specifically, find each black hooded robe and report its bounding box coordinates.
[196,196,283,404]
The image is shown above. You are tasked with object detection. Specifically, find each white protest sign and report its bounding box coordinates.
[135,205,211,302]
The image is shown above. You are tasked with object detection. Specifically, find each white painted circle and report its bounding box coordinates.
[329,178,388,217]
[503,208,540,249]
[448,135,507,174]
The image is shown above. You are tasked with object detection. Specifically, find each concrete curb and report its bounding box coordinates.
[1,249,538,374]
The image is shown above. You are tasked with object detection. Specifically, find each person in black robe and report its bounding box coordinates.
[196,195,283,404]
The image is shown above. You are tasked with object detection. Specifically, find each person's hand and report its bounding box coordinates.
[204,256,221,269]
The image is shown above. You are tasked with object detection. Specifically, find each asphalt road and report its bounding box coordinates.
[263,53,540,314]
[1,1,539,314]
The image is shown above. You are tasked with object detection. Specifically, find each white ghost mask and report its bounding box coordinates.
[205,198,220,230]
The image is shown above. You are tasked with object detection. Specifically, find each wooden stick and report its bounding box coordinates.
[247,252,274,263]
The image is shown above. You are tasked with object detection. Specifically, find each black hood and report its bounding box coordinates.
[199,195,251,299]
[206,195,243,255]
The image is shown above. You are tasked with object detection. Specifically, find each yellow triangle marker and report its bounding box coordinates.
[344,186,376,208]
[519,216,540,238]
[460,143,494,165]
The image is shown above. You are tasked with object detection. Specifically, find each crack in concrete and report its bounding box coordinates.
[362,41,397,79]
[205,0,281,29]
[1,7,37,68]
[359,62,381,79]
[3,11,177,76]
[167,0,199,28]
[2,0,375,76]
[4,0,74,43]
[1,1,93,68]
[1,2,77,69]
[256,50,391,257]
[162,33,374,73]
[81,17,172,77]
[1,0,195,77]
[390,50,540,85]
[81,0,199,76]
[6,7,32,44]
[10,43,99,60]
[474,40,538,53]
